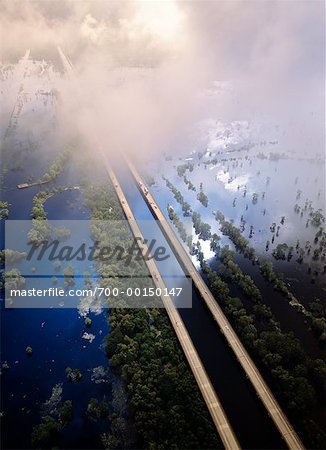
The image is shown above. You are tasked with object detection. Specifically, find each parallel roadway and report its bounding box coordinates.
[105,162,241,450]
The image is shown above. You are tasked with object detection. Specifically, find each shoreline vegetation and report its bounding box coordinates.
[166,204,326,448]
[0,200,10,219]
[17,149,71,189]
[27,185,77,245]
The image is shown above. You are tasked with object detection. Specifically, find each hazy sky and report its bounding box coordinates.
[1,0,325,159]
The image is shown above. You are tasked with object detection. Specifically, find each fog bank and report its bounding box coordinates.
[1,0,324,159]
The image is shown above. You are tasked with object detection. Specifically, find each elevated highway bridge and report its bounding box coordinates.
[56,46,305,450]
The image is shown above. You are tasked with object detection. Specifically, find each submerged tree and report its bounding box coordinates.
[31,416,61,449]
[25,346,33,356]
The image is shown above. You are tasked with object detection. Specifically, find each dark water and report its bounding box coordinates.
[1,170,111,449]
[232,253,326,360]
[115,162,286,450]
